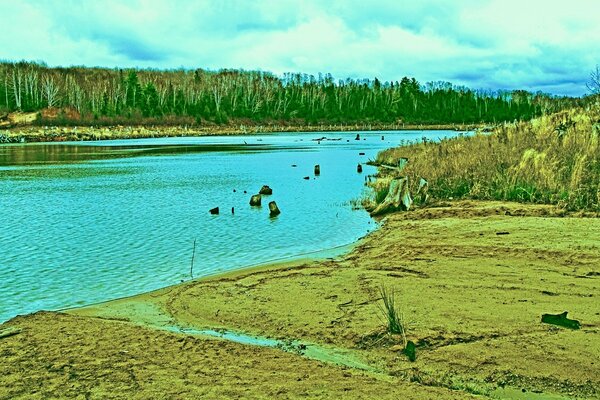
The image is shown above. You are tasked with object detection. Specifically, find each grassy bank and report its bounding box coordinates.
[1,201,598,399]
[375,106,600,211]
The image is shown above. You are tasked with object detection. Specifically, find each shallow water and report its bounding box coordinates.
[0,130,463,323]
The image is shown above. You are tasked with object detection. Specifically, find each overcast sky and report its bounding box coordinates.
[1,0,599,96]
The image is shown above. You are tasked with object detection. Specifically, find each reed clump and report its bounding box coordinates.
[376,106,600,211]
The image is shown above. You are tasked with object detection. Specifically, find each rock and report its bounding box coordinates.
[541,311,581,329]
[359,152,365,155]
[303,176,310,180]
[381,135,385,140]
[314,165,320,175]
[357,163,363,173]
[403,340,416,362]
[249,194,262,206]
[291,164,297,167]
[268,201,281,217]
[209,207,219,215]
[259,185,273,195]
[355,133,360,140]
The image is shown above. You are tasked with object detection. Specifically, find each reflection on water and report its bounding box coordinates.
[0,130,463,322]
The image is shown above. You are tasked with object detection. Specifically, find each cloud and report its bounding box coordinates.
[0,0,598,95]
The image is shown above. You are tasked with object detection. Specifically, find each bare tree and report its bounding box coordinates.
[42,74,60,108]
[587,65,600,95]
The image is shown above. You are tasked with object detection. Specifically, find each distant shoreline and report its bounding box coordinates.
[0,122,482,143]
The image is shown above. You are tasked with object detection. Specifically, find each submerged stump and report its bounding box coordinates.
[314,164,320,175]
[268,201,281,217]
[259,185,273,195]
[357,163,363,173]
[249,194,262,206]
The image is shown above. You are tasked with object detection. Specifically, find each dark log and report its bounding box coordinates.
[303,176,310,180]
[541,311,581,329]
[209,207,219,215]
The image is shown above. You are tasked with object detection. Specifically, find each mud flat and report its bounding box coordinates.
[1,201,598,399]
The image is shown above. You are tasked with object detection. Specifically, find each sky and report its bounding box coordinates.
[1,0,599,96]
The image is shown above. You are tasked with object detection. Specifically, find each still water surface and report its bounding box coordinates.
[0,130,462,322]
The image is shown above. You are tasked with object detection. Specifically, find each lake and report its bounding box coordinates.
[0,130,463,322]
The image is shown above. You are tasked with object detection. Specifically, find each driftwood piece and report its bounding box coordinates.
[0,327,22,339]
[371,177,412,216]
[541,311,581,330]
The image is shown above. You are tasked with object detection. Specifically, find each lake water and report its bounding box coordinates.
[0,130,463,323]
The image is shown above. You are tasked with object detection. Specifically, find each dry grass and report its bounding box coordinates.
[376,105,600,211]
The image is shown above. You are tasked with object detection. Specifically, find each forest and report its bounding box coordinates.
[0,61,585,127]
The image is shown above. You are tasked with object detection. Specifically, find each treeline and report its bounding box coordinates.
[0,60,584,126]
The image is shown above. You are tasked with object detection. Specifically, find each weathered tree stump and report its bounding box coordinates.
[268,201,281,217]
[415,178,429,204]
[314,165,320,175]
[249,194,262,206]
[371,177,413,215]
[209,207,219,215]
[541,311,581,329]
[357,163,363,173]
[259,185,273,195]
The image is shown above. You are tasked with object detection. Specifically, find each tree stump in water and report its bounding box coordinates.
[314,165,320,175]
[249,194,262,206]
[268,201,281,217]
[209,207,219,215]
[259,185,273,195]
[357,163,363,173]
[355,133,360,140]
[371,177,412,215]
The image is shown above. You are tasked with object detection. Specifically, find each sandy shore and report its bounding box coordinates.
[1,201,599,399]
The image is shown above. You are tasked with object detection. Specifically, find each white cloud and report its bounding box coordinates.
[0,0,598,95]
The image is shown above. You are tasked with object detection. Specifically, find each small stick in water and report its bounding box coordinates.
[190,238,197,279]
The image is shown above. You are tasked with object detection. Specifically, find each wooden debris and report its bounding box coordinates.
[541,311,581,329]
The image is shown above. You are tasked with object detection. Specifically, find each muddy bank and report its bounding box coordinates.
[1,201,599,399]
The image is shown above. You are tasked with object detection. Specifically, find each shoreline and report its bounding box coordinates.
[0,122,481,143]
[54,236,368,320]
[2,201,599,398]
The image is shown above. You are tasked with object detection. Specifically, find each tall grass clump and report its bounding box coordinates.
[378,286,407,347]
[376,105,600,211]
